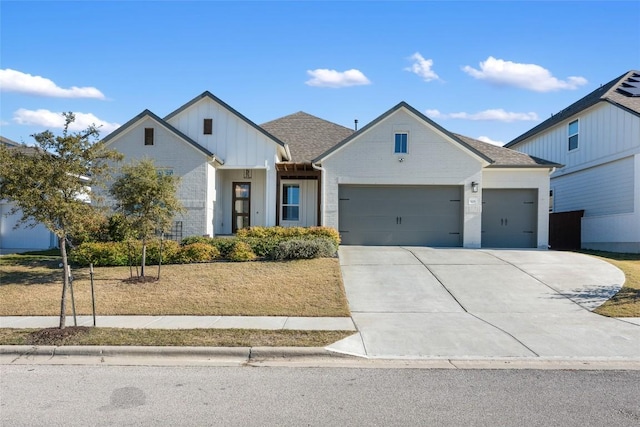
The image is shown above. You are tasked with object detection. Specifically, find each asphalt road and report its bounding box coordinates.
[2,365,639,426]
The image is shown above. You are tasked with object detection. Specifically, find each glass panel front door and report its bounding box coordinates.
[232,182,251,233]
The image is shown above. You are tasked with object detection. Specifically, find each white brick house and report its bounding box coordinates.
[506,70,640,253]
[101,94,559,248]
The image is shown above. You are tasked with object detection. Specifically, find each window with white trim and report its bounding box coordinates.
[394,132,408,154]
[568,120,579,151]
[282,184,300,221]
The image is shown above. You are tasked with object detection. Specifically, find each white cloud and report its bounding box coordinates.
[305,69,371,88]
[13,109,120,135]
[462,57,587,92]
[404,52,439,81]
[477,136,505,146]
[425,108,538,122]
[0,69,106,99]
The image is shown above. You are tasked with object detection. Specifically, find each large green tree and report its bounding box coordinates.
[109,159,183,277]
[0,113,123,328]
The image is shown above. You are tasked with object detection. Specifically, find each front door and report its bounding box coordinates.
[232,182,251,233]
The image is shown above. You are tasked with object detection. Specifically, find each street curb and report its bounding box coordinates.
[0,345,340,360]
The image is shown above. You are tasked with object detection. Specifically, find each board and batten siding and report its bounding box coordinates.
[321,108,485,248]
[514,103,640,170]
[106,117,212,239]
[166,97,282,167]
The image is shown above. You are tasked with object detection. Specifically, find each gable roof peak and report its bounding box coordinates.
[506,70,640,147]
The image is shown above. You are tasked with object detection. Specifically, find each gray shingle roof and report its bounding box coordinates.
[261,112,354,163]
[454,134,562,168]
[506,70,640,147]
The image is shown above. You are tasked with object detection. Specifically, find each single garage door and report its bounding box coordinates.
[338,185,463,246]
[481,189,538,248]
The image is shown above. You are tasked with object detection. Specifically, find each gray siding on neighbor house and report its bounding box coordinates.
[552,156,635,217]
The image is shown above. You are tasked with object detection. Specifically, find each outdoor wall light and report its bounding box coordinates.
[471,181,479,193]
[398,157,405,163]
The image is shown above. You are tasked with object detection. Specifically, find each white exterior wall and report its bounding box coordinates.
[320,109,486,248]
[106,117,211,239]
[280,179,317,227]
[0,201,57,250]
[215,168,267,235]
[512,102,640,252]
[482,168,552,249]
[166,98,282,168]
[514,103,640,168]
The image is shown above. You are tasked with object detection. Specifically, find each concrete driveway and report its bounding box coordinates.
[328,246,640,360]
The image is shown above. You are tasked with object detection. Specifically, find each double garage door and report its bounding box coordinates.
[338,185,463,246]
[338,186,538,248]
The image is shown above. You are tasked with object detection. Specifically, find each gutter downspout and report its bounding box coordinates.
[311,162,325,226]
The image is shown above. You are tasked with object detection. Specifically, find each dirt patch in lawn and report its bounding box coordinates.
[0,257,350,317]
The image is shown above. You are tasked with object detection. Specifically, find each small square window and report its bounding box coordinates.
[568,120,579,151]
[144,128,154,146]
[394,132,408,154]
[203,118,213,135]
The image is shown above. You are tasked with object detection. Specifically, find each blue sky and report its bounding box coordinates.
[1,1,639,146]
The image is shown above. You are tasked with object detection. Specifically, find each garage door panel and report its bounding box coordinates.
[339,185,462,246]
[481,189,537,248]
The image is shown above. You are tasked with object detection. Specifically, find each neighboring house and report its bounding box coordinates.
[0,136,58,252]
[505,70,640,253]
[103,93,559,248]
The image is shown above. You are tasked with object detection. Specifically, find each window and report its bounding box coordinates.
[394,132,408,154]
[568,120,579,151]
[144,128,154,146]
[282,184,300,221]
[549,189,554,213]
[203,118,213,135]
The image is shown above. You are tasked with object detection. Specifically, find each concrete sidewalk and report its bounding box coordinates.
[0,315,357,331]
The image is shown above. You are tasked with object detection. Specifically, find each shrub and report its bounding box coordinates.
[210,238,237,258]
[69,241,128,267]
[177,243,220,263]
[238,236,281,258]
[269,237,337,260]
[70,239,182,267]
[143,239,181,264]
[228,241,257,262]
[180,235,214,246]
[236,226,340,247]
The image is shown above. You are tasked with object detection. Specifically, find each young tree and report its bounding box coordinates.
[109,159,183,277]
[0,113,123,328]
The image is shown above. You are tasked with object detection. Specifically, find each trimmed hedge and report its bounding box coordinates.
[71,227,340,266]
[228,241,257,262]
[269,238,337,260]
[236,226,340,246]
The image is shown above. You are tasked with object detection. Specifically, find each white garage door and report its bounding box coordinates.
[338,185,463,246]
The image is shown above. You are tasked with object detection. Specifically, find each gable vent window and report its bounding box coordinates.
[144,128,154,146]
[394,132,408,154]
[203,118,213,135]
[568,120,579,151]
